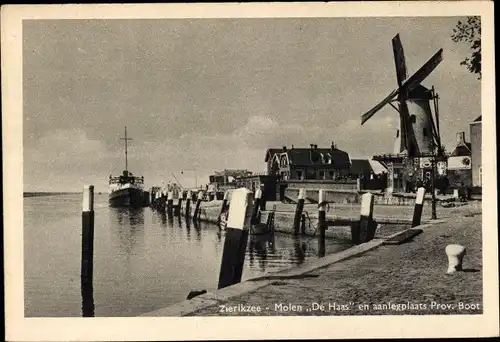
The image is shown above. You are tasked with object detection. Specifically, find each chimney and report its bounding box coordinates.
[291,144,294,149]
[282,145,287,151]
[314,144,318,149]
[456,132,466,145]
[310,144,314,149]
[331,141,336,150]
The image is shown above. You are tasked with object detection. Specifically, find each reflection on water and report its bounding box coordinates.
[109,207,145,259]
[247,234,309,272]
[24,194,353,317]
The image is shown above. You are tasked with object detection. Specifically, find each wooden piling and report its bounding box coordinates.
[218,188,254,289]
[185,190,192,218]
[318,189,327,257]
[293,188,306,235]
[251,189,262,225]
[412,187,426,227]
[358,192,375,244]
[81,185,95,317]
[167,191,174,217]
[154,191,161,210]
[193,190,204,221]
[175,196,182,216]
[300,213,306,235]
[219,190,230,218]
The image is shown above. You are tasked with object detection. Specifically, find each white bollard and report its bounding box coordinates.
[445,244,466,274]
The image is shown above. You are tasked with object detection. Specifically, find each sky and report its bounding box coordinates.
[23,17,481,192]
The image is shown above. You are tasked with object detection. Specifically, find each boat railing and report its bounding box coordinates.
[109,176,145,185]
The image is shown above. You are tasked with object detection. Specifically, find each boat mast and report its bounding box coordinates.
[120,126,132,172]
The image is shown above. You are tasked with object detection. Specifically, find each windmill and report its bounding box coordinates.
[361,34,444,159]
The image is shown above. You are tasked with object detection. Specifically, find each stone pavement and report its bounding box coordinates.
[186,212,482,316]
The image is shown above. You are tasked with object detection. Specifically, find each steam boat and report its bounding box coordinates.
[108,127,146,207]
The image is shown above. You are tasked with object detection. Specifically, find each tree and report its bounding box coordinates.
[451,16,481,78]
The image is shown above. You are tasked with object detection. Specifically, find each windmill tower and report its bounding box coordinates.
[362,34,444,192]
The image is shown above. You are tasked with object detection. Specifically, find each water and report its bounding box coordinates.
[24,194,352,317]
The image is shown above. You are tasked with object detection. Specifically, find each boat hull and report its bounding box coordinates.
[109,187,146,208]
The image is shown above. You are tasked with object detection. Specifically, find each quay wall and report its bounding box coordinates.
[284,187,460,207]
[280,180,358,191]
[175,199,411,241]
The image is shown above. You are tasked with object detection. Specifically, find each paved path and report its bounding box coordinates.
[187,212,482,316]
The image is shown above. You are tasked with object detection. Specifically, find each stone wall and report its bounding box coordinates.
[282,180,358,191]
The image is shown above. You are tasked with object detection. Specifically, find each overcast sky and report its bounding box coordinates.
[23,17,480,192]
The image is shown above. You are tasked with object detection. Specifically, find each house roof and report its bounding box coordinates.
[350,159,372,175]
[349,159,389,175]
[266,146,351,169]
[265,148,284,162]
[450,143,472,157]
[474,115,482,122]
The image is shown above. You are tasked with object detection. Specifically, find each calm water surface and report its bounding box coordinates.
[24,194,352,317]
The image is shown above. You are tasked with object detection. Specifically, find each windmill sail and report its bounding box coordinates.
[392,34,408,86]
[402,49,443,93]
[360,88,399,125]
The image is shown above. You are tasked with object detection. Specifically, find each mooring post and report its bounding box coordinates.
[359,192,375,244]
[220,190,230,216]
[445,244,466,274]
[175,195,182,217]
[155,191,161,210]
[300,213,306,235]
[167,191,174,217]
[259,185,266,211]
[318,189,327,257]
[293,188,306,235]
[251,188,262,225]
[81,185,95,317]
[218,188,254,289]
[185,190,192,218]
[412,187,426,227]
[193,190,204,221]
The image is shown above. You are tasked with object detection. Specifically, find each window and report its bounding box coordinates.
[410,115,416,123]
[296,170,303,180]
[306,168,316,180]
[324,153,331,164]
[329,171,335,180]
[423,128,428,137]
[319,171,325,180]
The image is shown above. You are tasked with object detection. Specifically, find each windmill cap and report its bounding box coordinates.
[407,84,433,100]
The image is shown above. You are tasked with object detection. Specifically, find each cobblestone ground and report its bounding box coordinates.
[187,212,482,316]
